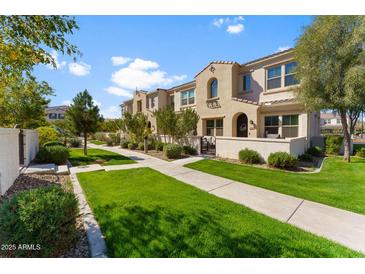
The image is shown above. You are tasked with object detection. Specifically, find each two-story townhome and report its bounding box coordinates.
[45,105,69,122]
[121,49,321,160]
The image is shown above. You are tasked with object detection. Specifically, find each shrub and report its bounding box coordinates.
[306,146,323,157]
[183,145,198,156]
[138,142,144,150]
[148,138,156,150]
[298,153,313,162]
[163,144,182,159]
[121,140,129,148]
[155,141,164,151]
[68,138,81,148]
[268,152,297,169]
[128,142,137,150]
[355,148,365,158]
[0,185,79,257]
[325,135,343,155]
[94,132,107,142]
[109,133,120,145]
[106,138,114,146]
[43,141,65,147]
[37,126,60,147]
[238,148,261,164]
[36,145,69,165]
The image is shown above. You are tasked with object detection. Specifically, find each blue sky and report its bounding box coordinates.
[34,15,313,118]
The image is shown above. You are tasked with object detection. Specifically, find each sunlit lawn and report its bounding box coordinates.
[77,168,362,258]
[69,148,135,166]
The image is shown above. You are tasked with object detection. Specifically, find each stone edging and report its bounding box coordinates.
[70,173,108,258]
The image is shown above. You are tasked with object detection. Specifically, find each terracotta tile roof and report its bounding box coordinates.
[242,48,294,66]
[261,98,297,105]
[231,97,260,106]
[194,61,240,78]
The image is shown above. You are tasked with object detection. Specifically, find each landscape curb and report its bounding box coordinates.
[70,173,108,258]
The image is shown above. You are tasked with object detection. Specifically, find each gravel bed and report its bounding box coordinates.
[0,174,89,258]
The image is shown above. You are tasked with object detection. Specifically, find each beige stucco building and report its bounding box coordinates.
[121,49,321,159]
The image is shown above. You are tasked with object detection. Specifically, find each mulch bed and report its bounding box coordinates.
[0,174,89,258]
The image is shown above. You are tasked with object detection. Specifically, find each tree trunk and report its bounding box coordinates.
[84,133,88,156]
[144,137,148,153]
[339,110,351,162]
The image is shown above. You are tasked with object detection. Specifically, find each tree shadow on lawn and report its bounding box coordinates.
[69,154,133,166]
[93,204,338,258]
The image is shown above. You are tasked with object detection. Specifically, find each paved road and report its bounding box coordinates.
[71,144,365,254]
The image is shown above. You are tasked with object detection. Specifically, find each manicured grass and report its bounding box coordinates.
[185,157,365,215]
[68,148,135,166]
[77,168,362,258]
[90,140,106,145]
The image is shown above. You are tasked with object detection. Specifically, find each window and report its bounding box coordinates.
[210,79,218,98]
[137,100,142,112]
[169,95,175,107]
[267,66,282,90]
[243,74,251,92]
[264,116,279,135]
[282,114,299,137]
[148,96,155,109]
[284,62,299,87]
[58,113,65,119]
[215,119,223,136]
[181,89,195,106]
[48,113,57,119]
[336,119,341,124]
[206,119,223,136]
[206,120,215,136]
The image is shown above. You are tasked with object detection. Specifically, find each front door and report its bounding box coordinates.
[237,113,248,137]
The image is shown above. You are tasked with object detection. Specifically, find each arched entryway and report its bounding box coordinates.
[236,113,248,137]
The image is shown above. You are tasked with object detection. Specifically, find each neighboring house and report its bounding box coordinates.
[45,105,69,122]
[121,49,321,159]
[320,112,343,134]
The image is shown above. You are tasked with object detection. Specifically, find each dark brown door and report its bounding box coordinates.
[237,113,248,137]
[19,130,24,165]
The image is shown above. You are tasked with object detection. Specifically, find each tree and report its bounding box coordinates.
[121,112,149,144]
[66,90,103,155]
[98,119,122,132]
[0,16,80,85]
[0,76,53,128]
[295,16,365,162]
[51,120,74,146]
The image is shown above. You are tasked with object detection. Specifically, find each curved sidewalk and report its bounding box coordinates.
[78,144,365,254]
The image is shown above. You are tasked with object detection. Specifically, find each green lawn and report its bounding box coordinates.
[90,140,106,145]
[185,157,365,215]
[69,148,135,166]
[77,168,362,258]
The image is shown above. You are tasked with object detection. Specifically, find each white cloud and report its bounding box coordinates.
[212,16,245,34]
[106,58,187,99]
[101,105,121,119]
[68,62,91,76]
[128,58,159,70]
[226,24,244,34]
[47,50,66,70]
[104,86,133,97]
[111,56,132,66]
[62,100,71,106]
[172,75,187,81]
[277,46,291,52]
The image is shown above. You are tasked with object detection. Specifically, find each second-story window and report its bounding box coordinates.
[137,100,142,112]
[49,113,57,119]
[181,89,195,106]
[243,74,251,92]
[267,65,282,90]
[148,96,155,109]
[284,62,299,87]
[210,79,218,98]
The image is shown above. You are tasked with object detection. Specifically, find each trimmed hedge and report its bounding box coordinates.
[163,144,182,159]
[238,148,261,164]
[138,142,144,150]
[268,152,297,169]
[36,145,69,165]
[68,138,81,148]
[121,140,129,148]
[325,135,343,155]
[106,138,114,146]
[155,141,164,151]
[128,143,137,150]
[43,141,65,147]
[298,153,313,162]
[183,145,198,155]
[306,146,323,157]
[355,148,365,158]
[0,185,79,257]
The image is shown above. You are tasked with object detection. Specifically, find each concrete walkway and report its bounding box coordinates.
[72,144,365,254]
